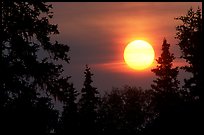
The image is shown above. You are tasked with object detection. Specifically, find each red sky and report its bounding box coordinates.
[50,2,202,93]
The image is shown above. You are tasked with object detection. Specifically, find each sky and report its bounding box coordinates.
[49,2,202,93]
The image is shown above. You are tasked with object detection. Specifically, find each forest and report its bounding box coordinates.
[1,1,203,135]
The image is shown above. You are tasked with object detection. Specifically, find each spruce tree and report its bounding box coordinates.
[175,7,202,134]
[79,65,99,134]
[1,1,70,133]
[58,79,79,134]
[175,7,203,100]
[151,38,179,95]
[149,38,181,134]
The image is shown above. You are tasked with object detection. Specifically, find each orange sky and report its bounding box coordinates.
[50,2,202,92]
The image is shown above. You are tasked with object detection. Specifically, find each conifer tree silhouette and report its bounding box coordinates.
[175,7,203,101]
[58,81,79,134]
[1,1,70,133]
[147,39,181,134]
[175,7,203,134]
[151,39,180,94]
[79,65,100,134]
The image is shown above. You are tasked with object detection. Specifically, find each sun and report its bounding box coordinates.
[124,40,155,70]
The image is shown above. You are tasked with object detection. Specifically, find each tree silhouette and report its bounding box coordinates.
[32,97,59,133]
[121,86,147,135]
[175,7,203,134]
[175,7,203,101]
[1,1,70,133]
[150,38,180,113]
[151,39,180,94]
[146,39,182,134]
[79,65,100,134]
[3,93,59,134]
[57,79,79,134]
[97,88,124,135]
[97,86,150,135]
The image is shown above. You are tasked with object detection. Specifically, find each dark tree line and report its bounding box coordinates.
[0,1,202,134]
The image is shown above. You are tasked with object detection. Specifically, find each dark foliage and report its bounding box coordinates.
[175,7,203,101]
[143,39,184,135]
[151,39,180,94]
[174,7,203,134]
[1,2,202,134]
[97,86,152,135]
[57,81,79,134]
[78,65,100,134]
[1,1,70,133]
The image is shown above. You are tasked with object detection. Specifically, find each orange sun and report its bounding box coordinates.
[124,40,155,70]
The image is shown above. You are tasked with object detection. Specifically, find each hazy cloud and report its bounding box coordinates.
[50,2,202,91]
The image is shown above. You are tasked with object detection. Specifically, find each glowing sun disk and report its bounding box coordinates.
[124,40,155,70]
